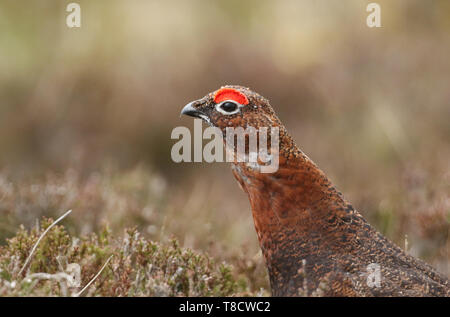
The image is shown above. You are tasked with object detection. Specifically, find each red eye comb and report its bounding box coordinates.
[214,88,249,105]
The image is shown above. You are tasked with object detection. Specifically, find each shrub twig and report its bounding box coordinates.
[18,209,72,276]
[74,255,113,297]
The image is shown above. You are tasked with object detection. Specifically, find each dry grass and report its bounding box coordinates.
[0,218,262,296]
[0,167,270,296]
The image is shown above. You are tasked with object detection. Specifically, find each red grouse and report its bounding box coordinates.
[181,85,449,296]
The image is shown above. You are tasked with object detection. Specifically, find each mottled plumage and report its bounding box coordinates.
[181,85,449,296]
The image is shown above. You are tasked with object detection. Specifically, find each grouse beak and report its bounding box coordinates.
[180,101,207,120]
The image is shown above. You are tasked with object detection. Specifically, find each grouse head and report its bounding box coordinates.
[181,85,282,133]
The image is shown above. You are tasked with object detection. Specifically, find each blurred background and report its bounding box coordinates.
[0,0,449,291]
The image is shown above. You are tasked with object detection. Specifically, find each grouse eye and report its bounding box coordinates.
[217,101,239,114]
[221,102,238,112]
